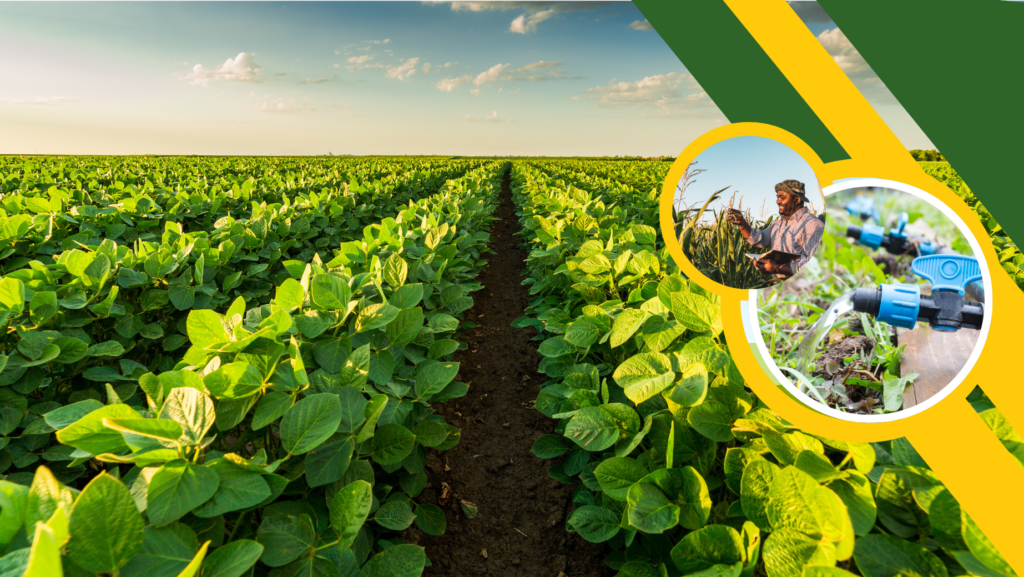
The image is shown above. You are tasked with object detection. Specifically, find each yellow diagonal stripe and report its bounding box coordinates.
[721,0,1024,571]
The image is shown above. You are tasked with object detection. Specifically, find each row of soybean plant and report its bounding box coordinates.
[511,160,1013,577]
[0,159,506,577]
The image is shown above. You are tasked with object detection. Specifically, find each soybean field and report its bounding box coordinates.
[0,156,1015,577]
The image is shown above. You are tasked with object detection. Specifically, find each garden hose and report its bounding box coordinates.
[851,254,984,332]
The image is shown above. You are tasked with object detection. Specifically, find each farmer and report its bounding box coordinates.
[726,179,824,279]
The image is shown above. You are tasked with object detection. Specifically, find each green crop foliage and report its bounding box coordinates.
[920,161,1024,290]
[511,159,1015,577]
[0,156,506,576]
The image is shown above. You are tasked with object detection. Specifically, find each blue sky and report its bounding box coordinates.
[0,1,934,156]
[676,136,821,222]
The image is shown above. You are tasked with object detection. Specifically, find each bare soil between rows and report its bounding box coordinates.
[404,169,612,577]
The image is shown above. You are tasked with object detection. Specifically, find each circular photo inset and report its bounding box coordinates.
[755,182,988,418]
[672,136,825,290]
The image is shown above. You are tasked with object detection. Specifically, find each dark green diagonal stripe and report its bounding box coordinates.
[816,0,1024,245]
[634,0,848,163]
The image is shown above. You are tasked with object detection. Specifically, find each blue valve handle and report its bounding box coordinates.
[911,254,983,295]
[889,212,909,239]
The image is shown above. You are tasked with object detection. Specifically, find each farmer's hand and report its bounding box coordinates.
[757,259,777,274]
[725,208,748,228]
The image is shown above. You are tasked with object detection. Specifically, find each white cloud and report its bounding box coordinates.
[510,9,555,34]
[254,95,317,113]
[385,58,420,80]
[462,110,512,123]
[0,97,81,106]
[423,62,432,74]
[347,55,374,64]
[505,60,567,82]
[816,27,893,101]
[182,52,264,86]
[574,72,717,114]
[474,63,509,85]
[518,60,560,72]
[426,1,612,34]
[366,38,391,45]
[436,74,473,91]
[470,88,482,96]
[628,19,653,31]
[510,88,521,95]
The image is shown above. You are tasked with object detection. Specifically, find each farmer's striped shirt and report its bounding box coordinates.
[746,206,825,276]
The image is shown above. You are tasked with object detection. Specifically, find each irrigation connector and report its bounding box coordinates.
[845,211,984,302]
[851,254,984,332]
[845,212,938,256]
[844,196,880,223]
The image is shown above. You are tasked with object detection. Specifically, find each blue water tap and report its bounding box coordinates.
[851,254,984,332]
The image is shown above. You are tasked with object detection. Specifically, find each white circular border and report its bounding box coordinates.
[746,177,993,423]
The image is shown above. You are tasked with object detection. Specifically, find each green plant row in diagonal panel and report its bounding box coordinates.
[0,159,507,577]
[920,161,1024,291]
[510,159,1014,577]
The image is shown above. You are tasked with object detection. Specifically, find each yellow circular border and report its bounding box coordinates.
[659,123,1008,443]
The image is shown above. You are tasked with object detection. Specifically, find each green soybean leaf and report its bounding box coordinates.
[670,524,745,574]
[962,512,1013,576]
[569,505,620,543]
[613,353,675,405]
[68,472,145,574]
[103,417,183,445]
[275,278,305,311]
[204,362,264,399]
[414,361,459,401]
[257,513,314,567]
[383,254,408,287]
[187,310,231,349]
[355,303,400,333]
[594,457,648,502]
[360,544,426,577]
[852,534,948,577]
[414,502,446,536]
[687,400,734,442]
[192,458,271,517]
[531,434,570,459]
[762,528,837,577]
[120,524,198,577]
[146,460,220,527]
[374,499,416,531]
[304,437,354,488]
[371,423,416,465]
[310,274,350,310]
[280,393,343,456]
[330,480,373,550]
[56,404,141,455]
[564,406,619,452]
[200,539,263,577]
[159,387,215,445]
[741,460,779,532]
[610,309,649,348]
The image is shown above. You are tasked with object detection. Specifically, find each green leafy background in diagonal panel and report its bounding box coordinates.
[633,0,848,163]
[815,0,1024,245]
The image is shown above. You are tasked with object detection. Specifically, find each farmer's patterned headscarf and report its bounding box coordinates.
[775,180,810,205]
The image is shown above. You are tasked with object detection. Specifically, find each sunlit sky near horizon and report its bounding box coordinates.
[678,136,822,222]
[1,1,935,156]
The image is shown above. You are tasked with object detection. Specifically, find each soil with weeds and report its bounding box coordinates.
[405,171,612,577]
